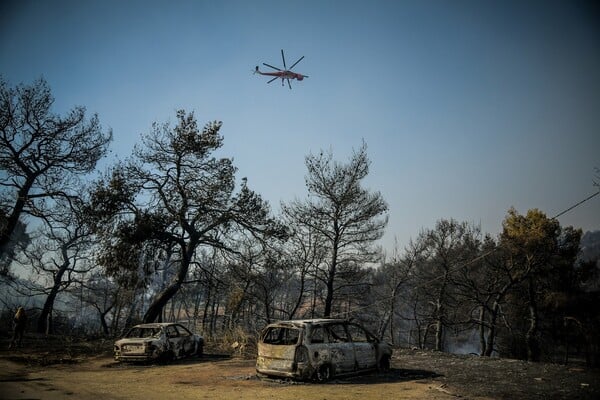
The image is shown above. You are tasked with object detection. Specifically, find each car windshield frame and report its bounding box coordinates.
[125,327,162,339]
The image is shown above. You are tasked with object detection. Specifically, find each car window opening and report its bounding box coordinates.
[262,327,300,345]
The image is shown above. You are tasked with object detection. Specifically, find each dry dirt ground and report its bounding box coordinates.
[0,336,598,400]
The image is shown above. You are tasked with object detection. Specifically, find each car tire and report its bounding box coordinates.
[196,344,204,357]
[315,364,333,382]
[159,350,175,364]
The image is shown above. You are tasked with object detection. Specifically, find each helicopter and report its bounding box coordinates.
[255,49,309,89]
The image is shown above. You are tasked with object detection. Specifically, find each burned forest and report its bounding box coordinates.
[1,78,599,385]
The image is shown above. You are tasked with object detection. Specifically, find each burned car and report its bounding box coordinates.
[256,319,392,381]
[114,322,203,362]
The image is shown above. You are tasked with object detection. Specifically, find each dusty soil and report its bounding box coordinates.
[0,336,598,400]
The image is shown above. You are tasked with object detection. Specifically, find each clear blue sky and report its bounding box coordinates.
[1,0,599,253]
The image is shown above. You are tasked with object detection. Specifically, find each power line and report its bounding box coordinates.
[552,190,599,219]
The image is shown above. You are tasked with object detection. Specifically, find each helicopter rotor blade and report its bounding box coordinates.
[263,63,281,71]
[267,77,278,84]
[281,49,287,70]
[289,56,304,70]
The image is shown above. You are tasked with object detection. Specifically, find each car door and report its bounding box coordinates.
[174,324,195,355]
[325,323,355,373]
[165,325,184,356]
[346,323,377,370]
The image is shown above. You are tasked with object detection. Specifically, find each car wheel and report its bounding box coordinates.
[316,364,333,382]
[196,344,204,357]
[159,349,175,364]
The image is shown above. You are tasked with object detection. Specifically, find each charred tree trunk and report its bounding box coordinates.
[323,240,339,318]
[526,278,540,362]
[288,268,307,320]
[38,289,58,334]
[483,298,505,357]
[434,274,448,352]
[144,277,184,323]
[423,324,432,349]
[484,303,500,357]
[434,302,444,351]
[262,288,272,324]
[386,283,402,345]
[479,307,487,356]
[483,282,512,357]
[311,275,318,318]
[411,294,424,348]
[37,258,69,334]
[99,307,112,336]
[143,245,193,323]
[90,299,114,336]
[210,296,218,335]
[202,283,212,331]
[0,179,34,257]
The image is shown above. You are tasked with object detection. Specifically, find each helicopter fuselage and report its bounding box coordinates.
[255,67,306,81]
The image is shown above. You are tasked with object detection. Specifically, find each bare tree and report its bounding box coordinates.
[79,272,118,336]
[454,235,530,357]
[281,205,327,319]
[0,77,112,257]
[378,238,427,344]
[283,142,388,317]
[404,220,481,351]
[17,198,95,333]
[88,110,285,323]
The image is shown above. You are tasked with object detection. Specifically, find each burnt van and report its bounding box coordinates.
[256,319,392,382]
